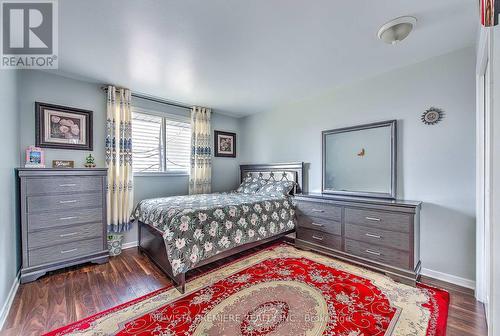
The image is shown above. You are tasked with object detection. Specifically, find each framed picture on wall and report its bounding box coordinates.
[35,102,93,150]
[214,130,236,158]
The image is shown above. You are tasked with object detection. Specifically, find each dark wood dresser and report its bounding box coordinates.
[295,193,421,285]
[17,168,109,283]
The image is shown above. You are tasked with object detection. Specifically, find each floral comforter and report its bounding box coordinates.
[131,193,296,275]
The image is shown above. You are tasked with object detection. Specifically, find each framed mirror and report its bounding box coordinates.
[322,120,397,199]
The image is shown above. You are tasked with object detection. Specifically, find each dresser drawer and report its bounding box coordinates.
[345,224,409,251]
[27,193,102,213]
[345,239,409,269]
[29,237,103,267]
[345,208,410,233]
[298,215,341,236]
[297,228,342,250]
[28,222,103,250]
[26,176,102,196]
[28,208,103,231]
[296,201,342,221]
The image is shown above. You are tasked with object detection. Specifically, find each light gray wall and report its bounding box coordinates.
[240,47,476,281]
[0,71,20,319]
[19,71,106,167]
[17,71,242,245]
[211,113,242,192]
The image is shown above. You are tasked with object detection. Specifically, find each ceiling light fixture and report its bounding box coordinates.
[377,16,417,45]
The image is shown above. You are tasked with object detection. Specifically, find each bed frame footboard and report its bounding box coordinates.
[138,220,292,294]
[138,222,186,292]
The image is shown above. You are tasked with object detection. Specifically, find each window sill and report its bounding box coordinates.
[134,172,189,177]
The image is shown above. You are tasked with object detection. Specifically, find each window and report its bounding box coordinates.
[132,109,191,175]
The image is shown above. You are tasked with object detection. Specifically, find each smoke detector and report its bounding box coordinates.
[377,16,417,45]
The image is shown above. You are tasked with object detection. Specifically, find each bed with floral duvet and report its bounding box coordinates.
[132,164,302,293]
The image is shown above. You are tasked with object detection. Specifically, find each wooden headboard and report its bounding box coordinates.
[239,162,304,194]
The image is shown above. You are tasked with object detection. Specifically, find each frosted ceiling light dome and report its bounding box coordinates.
[377,16,417,45]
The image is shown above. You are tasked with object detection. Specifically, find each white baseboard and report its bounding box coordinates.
[0,271,20,331]
[122,241,138,250]
[422,268,475,290]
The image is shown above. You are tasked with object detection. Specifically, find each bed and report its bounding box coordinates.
[134,162,304,293]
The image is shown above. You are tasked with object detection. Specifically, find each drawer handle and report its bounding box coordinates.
[60,248,78,254]
[59,216,77,221]
[312,235,324,241]
[365,217,381,222]
[310,209,325,213]
[59,184,76,187]
[311,222,324,227]
[60,232,79,238]
[59,200,78,204]
[365,249,381,256]
[365,233,381,239]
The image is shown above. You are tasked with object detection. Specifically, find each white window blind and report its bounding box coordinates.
[165,119,191,172]
[132,110,191,174]
[132,113,163,173]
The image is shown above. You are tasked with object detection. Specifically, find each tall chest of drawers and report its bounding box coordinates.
[17,168,109,283]
[295,193,421,285]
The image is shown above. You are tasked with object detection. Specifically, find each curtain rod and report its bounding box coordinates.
[101,86,192,110]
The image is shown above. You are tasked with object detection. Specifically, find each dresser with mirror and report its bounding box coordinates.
[295,120,422,285]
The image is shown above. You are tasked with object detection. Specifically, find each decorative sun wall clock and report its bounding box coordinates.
[421,107,444,125]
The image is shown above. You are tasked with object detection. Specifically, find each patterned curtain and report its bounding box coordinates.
[105,86,134,233]
[189,106,212,195]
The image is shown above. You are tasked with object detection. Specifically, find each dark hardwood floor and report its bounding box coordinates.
[2,243,487,336]
[420,275,488,335]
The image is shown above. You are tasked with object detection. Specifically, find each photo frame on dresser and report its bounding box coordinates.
[35,102,93,150]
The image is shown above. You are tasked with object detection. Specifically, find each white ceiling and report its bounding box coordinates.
[57,0,476,116]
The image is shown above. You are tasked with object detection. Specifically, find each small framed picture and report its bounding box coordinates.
[52,160,74,168]
[35,102,93,150]
[214,131,236,158]
[25,146,45,168]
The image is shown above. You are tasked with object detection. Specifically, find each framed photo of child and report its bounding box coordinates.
[25,146,45,168]
[214,131,236,158]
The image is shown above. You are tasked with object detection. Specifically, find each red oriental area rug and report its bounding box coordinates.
[45,244,449,336]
